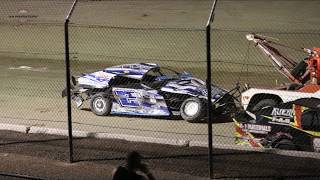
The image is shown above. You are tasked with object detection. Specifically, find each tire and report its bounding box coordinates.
[90,93,112,116]
[251,99,277,112]
[180,97,206,123]
[274,139,296,150]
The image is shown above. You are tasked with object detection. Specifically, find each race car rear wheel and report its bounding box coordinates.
[90,93,112,116]
[180,97,205,123]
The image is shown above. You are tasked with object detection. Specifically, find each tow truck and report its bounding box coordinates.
[242,33,320,111]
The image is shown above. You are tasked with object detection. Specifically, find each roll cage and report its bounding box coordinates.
[140,67,180,89]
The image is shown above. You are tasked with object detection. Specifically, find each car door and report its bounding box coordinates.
[111,85,170,116]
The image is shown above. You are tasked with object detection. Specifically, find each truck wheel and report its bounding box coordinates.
[90,93,112,116]
[251,99,277,112]
[180,97,205,123]
[274,139,296,150]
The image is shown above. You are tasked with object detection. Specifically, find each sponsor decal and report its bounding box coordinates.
[271,117,291,124]
[114,89,140,107]
[271,108,293,117]
[313,138,320,152]
[240,123,271,134]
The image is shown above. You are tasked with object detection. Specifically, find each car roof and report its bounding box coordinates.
[103,63,159,80]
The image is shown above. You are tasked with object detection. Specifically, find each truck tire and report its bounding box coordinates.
[274,139,297,150]
[180,97,206,123]
[251,99,277,112]
[90,93,112,116]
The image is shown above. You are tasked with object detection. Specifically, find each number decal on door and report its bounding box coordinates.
[114,89,140,107]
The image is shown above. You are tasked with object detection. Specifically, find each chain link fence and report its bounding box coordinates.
[68,0,212,176]
[0,0,73,134]
[0,0,320,179]
[210,0,320,178]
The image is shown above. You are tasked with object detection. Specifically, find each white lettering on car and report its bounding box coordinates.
[241,123,271,134]
[271,117,291,124]
[271,108,293,117]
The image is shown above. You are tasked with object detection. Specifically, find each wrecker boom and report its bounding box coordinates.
[246,33,320,85]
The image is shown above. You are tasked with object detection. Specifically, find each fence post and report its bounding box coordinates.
[206,0,218,179]
[64,0,78,163]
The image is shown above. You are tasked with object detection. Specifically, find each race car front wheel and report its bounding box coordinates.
[180,97,205,123]
[90,93,112,116]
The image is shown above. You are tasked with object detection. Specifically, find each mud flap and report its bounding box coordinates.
[62,88,68,98]
[74,95,84,109]
[61,84,75,98]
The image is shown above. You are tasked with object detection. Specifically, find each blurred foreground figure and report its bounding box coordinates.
[112,151,155,180]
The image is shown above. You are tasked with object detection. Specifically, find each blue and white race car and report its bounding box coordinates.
[62,63,235,123]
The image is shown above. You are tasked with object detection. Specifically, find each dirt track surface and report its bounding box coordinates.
[1,0,320,151]
[0,56,235,147]
[0,1,320,179]
[0,130,319,180]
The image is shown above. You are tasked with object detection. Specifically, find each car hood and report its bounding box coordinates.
[161,77,227,100]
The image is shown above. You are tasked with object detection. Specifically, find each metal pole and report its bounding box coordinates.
[65,0,78,163]
[206,23,214,180]
[206,0,218,179]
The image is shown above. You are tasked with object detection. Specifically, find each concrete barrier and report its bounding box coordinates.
[1,122,320,160]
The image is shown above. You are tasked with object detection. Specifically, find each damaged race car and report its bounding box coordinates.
[62,63,236,123]
[234,98,320,152]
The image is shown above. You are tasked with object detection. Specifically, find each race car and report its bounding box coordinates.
[234,98,320,152]
[62,63,236,123]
